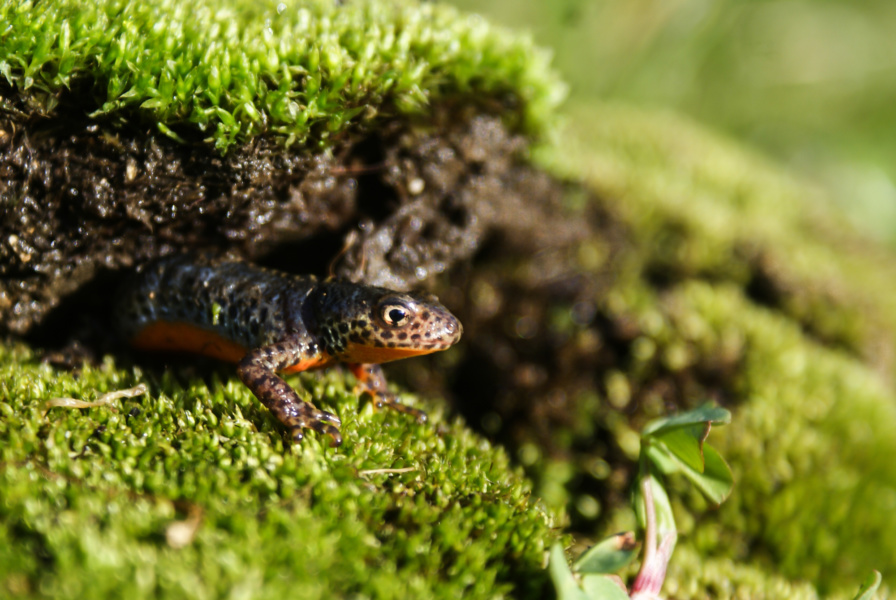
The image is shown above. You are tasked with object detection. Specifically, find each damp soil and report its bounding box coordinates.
[1,87,740,534]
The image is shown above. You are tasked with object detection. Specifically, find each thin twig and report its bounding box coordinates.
[358,467,417,477]
[42,383,147,416]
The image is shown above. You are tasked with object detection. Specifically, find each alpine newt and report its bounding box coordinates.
[115,254,462,446]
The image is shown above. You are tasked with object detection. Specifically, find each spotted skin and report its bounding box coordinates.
[116,255,462,446]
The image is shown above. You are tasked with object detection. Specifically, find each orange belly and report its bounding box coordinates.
[343,342,437,365]
[281,354,335,373]
[130,321,248,363]
[130,320,337,373]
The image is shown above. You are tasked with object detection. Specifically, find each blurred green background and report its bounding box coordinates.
[447,0,896,242]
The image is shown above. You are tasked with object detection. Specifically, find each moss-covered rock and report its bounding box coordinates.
[4,1,896,599]
[1,1,565,597]
[531,102,896,596]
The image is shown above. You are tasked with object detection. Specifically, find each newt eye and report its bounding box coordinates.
[380,303,411,327]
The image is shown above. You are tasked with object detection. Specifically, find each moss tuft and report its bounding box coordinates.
[0,341,558,598]
[0,0,565,152]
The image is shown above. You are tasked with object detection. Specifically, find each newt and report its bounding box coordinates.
[115,254,462,446]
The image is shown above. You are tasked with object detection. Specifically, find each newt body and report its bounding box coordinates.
[115,255,462,446]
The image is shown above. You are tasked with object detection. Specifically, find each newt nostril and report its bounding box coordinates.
[445,317,462,340]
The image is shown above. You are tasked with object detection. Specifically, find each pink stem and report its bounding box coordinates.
[640,476,657,569]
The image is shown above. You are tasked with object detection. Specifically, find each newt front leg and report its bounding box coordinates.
[349,363,428,423]
[237,341,343,446]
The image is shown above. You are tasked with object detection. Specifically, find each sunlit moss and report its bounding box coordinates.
[0,0,565,152]
[0,341,558,598]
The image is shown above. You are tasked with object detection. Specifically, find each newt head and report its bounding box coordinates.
[312,281,462,365]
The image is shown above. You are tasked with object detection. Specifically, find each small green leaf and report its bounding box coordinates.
[341,104,366,122]
[684,443,734,505]
[653,423,709,473]
[640,403,734,504]
[853,570,882,600]
[646,440,733,505]
[642,404,731,437]
[644,443,680,475]
[140,98,169,110]
[213,106,237,127]
[549,543,588,600]
[574,532,639,575]
[581,574,631,600]
[156,122,186,144]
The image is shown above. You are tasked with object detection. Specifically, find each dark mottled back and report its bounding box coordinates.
[115,254,316,348]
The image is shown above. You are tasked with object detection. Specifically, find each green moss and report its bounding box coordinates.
[665,545,822,600]
[0,0,564,152]
[539,102,896,362]
[0,342,558,598]
[679,281,896,592]
[536,102,896,596]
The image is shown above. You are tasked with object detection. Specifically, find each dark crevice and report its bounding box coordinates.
[745,266,784,310]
